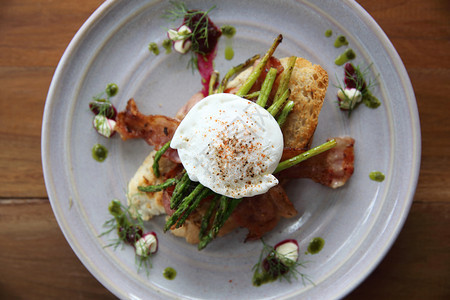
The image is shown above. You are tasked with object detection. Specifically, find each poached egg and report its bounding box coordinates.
[171,93,283,198]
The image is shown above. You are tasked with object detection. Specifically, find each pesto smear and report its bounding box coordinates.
[334,35,349,48]
[335,48,356,66]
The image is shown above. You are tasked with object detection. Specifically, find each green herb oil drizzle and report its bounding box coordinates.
[306,237,325,255]
[92,143,108,162]
[163,267,177,280]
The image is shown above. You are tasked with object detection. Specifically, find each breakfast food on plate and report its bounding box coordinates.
[115,34,355,249]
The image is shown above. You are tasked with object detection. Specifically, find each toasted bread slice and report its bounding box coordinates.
[228,57,328,150]
[279,57,328,149]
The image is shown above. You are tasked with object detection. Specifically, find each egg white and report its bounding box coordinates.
[171,93,283,198]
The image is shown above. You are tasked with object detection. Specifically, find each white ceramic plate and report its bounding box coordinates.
[42,1,420,299]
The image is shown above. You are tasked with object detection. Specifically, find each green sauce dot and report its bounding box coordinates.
[334,35,349,48]
[105,83,118,97]
[369,171,385,182]
[162,39,172,54]
[307,237,325,254]
[225,45,234,60]
[163,267,177,280]
[92,143,108,162]
[325,29,333,37]
[221,25,236,38]
[148,42,160,55]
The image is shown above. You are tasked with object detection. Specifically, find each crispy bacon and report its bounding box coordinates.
[278,136,355,188]
[231,185,297,241]
[115,98,181,163]
[175,92,204,120]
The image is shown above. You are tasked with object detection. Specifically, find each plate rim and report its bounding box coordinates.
[41,0,421,299]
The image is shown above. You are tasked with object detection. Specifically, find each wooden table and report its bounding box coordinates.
[1,0,448,299]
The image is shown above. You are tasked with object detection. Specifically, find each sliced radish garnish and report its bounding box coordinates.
[274,239,299,266]
[134,232,158,257]
[93,115,116,138]
[174,39,192,54]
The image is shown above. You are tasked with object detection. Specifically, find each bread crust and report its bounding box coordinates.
[279,57,328,150]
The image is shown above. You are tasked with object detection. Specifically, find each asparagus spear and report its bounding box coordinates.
[216,54,260,93]
[208,71,219,95]
[272,56,296,104]
[198,197,242,250]
[176,187,213,228]
[152,140,171,178]
[170,172,190,209]
[138,177,178,193]
[256,67,278,108]
[199,194,220,239]
[243,91,260,99]
[274,139,337,173]
[164,183,205,231]
[235,34,283,97]
[277,100,295,127]
[267,88,291,116]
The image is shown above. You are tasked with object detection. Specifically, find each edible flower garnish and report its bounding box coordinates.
[252,239,313,287]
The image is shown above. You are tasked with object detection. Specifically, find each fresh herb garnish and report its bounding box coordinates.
[335,63,380,116]
[162,1,220,72]
[100,199,154,274]
[252,239,313,287]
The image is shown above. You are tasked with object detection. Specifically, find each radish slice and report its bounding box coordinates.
[177,25,191,36]
[93,115,116,138]
[167,29,179,40]
[174,39,192,54]
[135,232,158,257]
[274,239,299,266]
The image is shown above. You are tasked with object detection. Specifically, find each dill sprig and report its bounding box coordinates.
[100,199,144,248]
[100,199,154,275]
[252,239,314,287]
[89,83,118,119]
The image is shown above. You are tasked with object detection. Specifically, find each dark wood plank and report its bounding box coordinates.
[0,200,116,300]
[346,201,450,299]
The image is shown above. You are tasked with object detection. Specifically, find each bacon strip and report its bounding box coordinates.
[278,136,355,188]
[231,185,297,241]
[115,98,181,163]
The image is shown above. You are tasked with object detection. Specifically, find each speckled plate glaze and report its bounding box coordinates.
[42,1,420,299]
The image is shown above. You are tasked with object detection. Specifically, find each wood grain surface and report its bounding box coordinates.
[0,0,449,299]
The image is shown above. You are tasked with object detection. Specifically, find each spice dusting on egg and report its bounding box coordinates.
[171,93,283,198]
